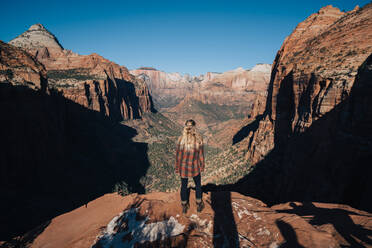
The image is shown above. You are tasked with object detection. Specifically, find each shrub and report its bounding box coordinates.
[113,181,132,196]
[47,69,99,81]
[345,50,358,57]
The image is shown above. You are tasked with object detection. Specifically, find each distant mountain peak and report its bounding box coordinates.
[224,67,245,74]
[9,23,63,51]
[251,63,271,73]
[233,66,245,72]
[28,23,47,31]
[317,5,344,15]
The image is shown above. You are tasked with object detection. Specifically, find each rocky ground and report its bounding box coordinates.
[2,191,370,248]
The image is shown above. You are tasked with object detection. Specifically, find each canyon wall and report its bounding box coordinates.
[235,4,372,211]
[9,24,154,121]
[131,64,271,144]
[130,64,270,113]
[0,40,152,240]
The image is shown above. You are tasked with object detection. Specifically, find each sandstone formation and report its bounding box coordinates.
[245,4,370,163]
[5,191,371,248]
[130,63,270,112]
[0,40,47,90]
[130,64,270,147]
[0,40,152,242]
[9,23,63,54]
[9,24,154,121]
[189,64,270,109]
[235,4,372,211]
[130,67,198,109]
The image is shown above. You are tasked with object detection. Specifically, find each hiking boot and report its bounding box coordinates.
[181,201,189,214]
[196,200,204,212]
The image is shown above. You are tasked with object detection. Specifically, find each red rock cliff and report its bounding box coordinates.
[245,4,372,162]
[130,64,270,113]
[0,40,152,240]
[235,4,372,211]
[9,24,154,120]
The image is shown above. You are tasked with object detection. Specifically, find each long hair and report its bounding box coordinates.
[178,120,203,151]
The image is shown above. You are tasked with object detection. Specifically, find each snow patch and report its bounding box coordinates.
[93,208,185,248]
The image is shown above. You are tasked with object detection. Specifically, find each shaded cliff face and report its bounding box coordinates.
[245,4,371,162]
[9,24,154,121]
[0,41,152,241]
[234,4,372,211]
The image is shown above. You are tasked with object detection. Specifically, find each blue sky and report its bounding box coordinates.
[0,0,369,75]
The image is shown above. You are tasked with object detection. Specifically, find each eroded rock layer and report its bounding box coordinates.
[130,64,270,114]
[0,40,152,241]
[9,24,154,121]
[237,4,372,211]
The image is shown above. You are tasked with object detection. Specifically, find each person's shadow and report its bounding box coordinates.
[203,184,240,247]
[275,220,304,248]
[277,202,372,247]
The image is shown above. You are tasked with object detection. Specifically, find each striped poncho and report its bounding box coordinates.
[175,133,205,178]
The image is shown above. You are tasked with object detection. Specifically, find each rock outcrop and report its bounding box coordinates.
[131,64,270,144]
[7,191,371,248]
[0,40,152,241]
[130,64,270,113]
[245,4,371,163]
[9,23,63,54]
[9,24,154,121]
[235,4,372,211]
[0,44,47,90]
[130,67,197,109]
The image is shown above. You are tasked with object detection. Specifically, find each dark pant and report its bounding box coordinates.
[181,173,202,202]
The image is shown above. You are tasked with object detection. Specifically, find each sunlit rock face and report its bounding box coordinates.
[130,64,271,111]
[9,23,64,53]
[9,24,154,121]
[0,40,47,90]
[130,65,271,149]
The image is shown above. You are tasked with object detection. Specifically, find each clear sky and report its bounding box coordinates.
[0,0,369,75]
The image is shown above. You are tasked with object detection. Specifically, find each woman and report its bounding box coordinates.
[175,119,205,213]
